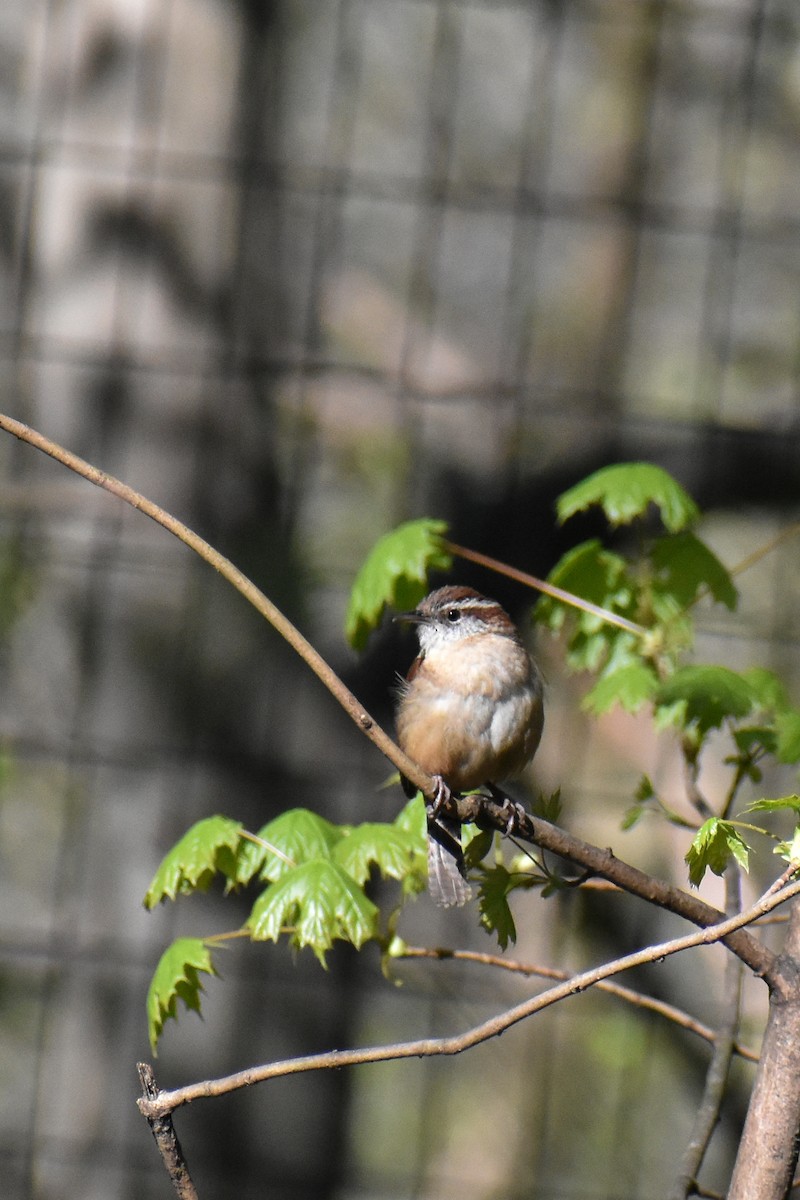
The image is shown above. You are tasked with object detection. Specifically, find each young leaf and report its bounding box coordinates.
[333,822,421,886]
[252,809,344,882]
[462,827,494,869]
[582,662,659,716]
[776,710,800,764]
[744,795,800,816]
[685,818,750,887]
[655,666,758,737]
[478,865,518,950]
[146,937,218,1053]
[532,788,563,824]
[651,531,737,611]
[144,816,244,908]
[557,463,700,533]
[247,860,379,965]
[345,518,452,651]
[741,668,791,713]
[775,827,800,866]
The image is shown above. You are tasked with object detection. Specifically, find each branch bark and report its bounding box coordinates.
[137,1063,198,1199]
[728,896,800,1200]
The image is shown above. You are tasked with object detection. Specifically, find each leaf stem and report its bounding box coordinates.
[445,540,649,638]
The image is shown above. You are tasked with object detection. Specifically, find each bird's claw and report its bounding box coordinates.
[429,774,454,817]
[499,796,528,835]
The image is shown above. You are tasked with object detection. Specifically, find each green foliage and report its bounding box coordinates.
[583,663,659,716]
[556,462,700,532]
[345,518,452,650]
[146,938,218,1054]
[248,861,379,965]
[650,532,737,612]
[144,801,429,1047]
[143,816,244,907]
[686,818,750,887]
[478,865,518,950]
[655,666,759,737]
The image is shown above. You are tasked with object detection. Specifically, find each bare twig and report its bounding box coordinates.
[396,944,758,1062]
[138,875,800,1120]
[669,864,744,1199]
[0,413,778,985]
[445,540,649,637]
[137,1063,198,1199]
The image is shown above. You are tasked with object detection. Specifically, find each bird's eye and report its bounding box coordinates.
[445,608,461,623]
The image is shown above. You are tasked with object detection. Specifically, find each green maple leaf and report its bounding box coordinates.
[146,937,218,1053]
[655,666,758,737]
[685,818,750,887]
[346,518,452,650]
[557,463,699,533]
[144,816,243,907]
[247,861,379,965]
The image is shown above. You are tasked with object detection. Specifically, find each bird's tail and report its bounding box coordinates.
[426,815,473,908]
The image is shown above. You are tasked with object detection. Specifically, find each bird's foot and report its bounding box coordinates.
[487,783,528,835]
[429,774,454,818]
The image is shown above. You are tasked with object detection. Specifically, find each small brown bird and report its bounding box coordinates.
[396,585,544,907]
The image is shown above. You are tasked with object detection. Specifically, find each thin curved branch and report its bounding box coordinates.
[446,539,648,637]
[138,875,800,1119]
[0,412,777,985]
[396,944,758,1063]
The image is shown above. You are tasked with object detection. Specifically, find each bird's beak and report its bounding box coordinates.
[394,608,425,625]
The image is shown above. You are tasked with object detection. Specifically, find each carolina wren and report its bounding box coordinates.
[395,585,544,907]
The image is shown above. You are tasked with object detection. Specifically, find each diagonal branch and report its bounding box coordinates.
[0,412,777,985]
[138,875,800,1120]
[396,944,758,1062]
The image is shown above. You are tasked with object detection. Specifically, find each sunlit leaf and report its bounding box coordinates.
[776,710,800,764]
[557,463,700,533]
[651,531,737,611]
[144,816,243,908]
[742,668,791,713]
[655,666,758,737]
[247,861,379,965]
[744,795,800,816]
[146,937,218,1054]
[333,822,420,886]
[253,809,344,882]
[583,662,659,715]
[346,518,452,650]
[685,818,750,887]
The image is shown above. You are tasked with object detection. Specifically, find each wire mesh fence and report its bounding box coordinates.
[1,0,800,1197]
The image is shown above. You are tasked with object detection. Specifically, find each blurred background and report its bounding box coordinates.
[2,0,800,1197]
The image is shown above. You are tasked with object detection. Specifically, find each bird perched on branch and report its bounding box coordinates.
[395,585,544,907]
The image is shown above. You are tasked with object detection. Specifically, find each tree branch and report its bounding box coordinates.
[728,895,800,1200]
[454,788,776,983]
[668,863,744,1199]
[138,876,800,1120]
[0,412,778,986]
[137,1063,198,1199]
[396,944,758,1062]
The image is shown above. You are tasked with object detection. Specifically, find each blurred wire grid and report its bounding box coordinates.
[1,0,800,1197]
